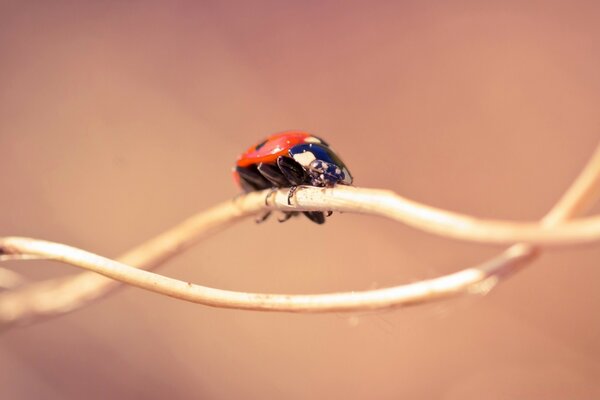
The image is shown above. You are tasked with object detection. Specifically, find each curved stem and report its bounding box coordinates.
[0,144,599,328]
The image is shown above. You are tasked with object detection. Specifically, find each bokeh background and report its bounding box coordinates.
[1,1,600,399]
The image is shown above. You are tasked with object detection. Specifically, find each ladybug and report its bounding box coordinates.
[233,130,353,224]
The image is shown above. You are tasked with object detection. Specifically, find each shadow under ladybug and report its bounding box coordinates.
[233,131,353,224]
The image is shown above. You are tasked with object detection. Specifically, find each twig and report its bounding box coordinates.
[0,144,599,328]
[0,236,538,312]
[263,186,600,246]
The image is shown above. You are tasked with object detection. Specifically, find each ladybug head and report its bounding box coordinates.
[288,143,353,187]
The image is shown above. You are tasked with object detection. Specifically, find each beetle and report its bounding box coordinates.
[233,130,353,224]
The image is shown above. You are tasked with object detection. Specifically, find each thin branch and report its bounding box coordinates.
[268,186,600,246]
[0,144,599,328]
[0,200,245,327]
[0,236,538,312]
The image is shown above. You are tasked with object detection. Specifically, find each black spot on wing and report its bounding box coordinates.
[254,139,268,151]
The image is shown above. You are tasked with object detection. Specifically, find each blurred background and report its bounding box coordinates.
[1,1,600,399]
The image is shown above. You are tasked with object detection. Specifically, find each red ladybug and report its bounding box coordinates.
[233,130,353,224]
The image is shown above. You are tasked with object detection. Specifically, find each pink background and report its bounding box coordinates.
[1,1,599,398]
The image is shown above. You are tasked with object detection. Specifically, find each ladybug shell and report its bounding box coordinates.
[236,131,315,168]
[233,131,319,189]
[233,131,350,224]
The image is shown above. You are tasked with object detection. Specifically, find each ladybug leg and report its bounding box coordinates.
[303,211,325,225]
[277,212,295,223]
[326,210,333,217]
[276,156,310,205]
[264,187,277,206]
[257,163,289,187]
[287,185,299,206]
[236,166,272,192]
[276,156,307,186]
[255,211,272,224]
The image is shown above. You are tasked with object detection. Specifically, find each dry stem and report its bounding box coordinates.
[1,144,599,329]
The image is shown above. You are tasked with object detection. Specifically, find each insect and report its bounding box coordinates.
[233,130,353,224]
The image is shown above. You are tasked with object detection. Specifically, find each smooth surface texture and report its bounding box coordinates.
[1,2,600,399]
